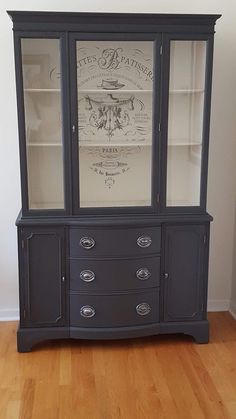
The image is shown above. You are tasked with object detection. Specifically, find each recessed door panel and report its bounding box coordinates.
[164,225,206,321]
[21,227,66,326]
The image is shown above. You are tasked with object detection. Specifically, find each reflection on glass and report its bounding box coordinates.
[76,41,154,208]
[21,38,64,209]
[167,40,206,207]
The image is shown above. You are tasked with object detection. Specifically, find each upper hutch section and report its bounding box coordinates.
[8,11,220,216]
[8,11,220,32]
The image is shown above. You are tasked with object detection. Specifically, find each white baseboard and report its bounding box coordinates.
[229,302,236,320]
[0,309,19,321]
[207,299,230,312]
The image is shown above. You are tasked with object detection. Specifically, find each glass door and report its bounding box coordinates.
[71,35,161,211]
[20,37,65,211]
[164,36,211,210]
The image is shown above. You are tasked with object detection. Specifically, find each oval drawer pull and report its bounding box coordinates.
[136,302,151,316]
[79,236,95,250]
[80,270,95,282]
[137,235,152,248]
[80,305,96,318]
[136,268,151,280]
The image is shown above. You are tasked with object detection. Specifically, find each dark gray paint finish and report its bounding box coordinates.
[70,226,161,258]
[70,289,159,327]
[71,320,209,342]
[7,11,221,33]
[20,227,66,327]
[70,256,160,291]
[10,13,219,218]
[8,11,219,352]
[17,320,208,352]
[15,211,213,226]
[17,326,70,352]
[163,225,206,322]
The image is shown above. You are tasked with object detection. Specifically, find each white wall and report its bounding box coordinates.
[230,200,236,318]
[0,0,236,319]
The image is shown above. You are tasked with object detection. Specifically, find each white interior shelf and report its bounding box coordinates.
[29,202,64,209]
[27,142,62,146]
[24,88,60,92]
[169,89,204,94]
[168,140,202,146]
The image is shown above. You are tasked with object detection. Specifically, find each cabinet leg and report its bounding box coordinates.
[17,327,70,352]
[17,331,34,353]
[189,321,209,344]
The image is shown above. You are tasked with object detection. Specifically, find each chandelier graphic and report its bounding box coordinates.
[82,93,142,141]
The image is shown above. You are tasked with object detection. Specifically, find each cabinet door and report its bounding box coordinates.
[20,227,66,327]
[16,35,68,213]
[162,35,214,212]
[70,34,162,213]
[163,225,207,321]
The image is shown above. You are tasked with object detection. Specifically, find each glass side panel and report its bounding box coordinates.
[21,38,64,210]
[76,41,154,208]
[166,40,206,207]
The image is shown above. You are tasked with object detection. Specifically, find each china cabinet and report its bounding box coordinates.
[8,11,220,352]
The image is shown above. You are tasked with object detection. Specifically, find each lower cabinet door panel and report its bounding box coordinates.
[70,290,159,327]
[20,227,66,327]
[164,225,206,322]
[70,256,160,291]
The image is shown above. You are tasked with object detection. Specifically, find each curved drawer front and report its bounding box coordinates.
[70,290,159,327]
[70,257,160,291]
[70,226,161,258]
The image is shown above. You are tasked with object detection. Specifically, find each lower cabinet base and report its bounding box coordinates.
[17,327,70,353]
[17,320,209,352]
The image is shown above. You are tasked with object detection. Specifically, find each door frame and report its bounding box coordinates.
[69,32,162,215]
[13,31,72,216]
[159,33,214,214]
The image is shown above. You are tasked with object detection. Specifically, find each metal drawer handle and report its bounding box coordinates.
[80,305,96,318]
[136,302,151,316]
[80,270,95,282]
[137,235,152,248]
[79,236,95,250]
[136,268,151,280]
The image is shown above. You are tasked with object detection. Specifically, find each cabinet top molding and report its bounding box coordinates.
[7,11,221,33]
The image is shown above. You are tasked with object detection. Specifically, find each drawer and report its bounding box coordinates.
[70,226,161,258]
[70,290,159,327]
[70,256,160,291]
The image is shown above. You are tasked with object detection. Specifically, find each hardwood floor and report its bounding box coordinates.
[0,312,236,419]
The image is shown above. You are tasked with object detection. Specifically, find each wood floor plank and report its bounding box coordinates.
[0,314,236,419]
[19,378,35,419]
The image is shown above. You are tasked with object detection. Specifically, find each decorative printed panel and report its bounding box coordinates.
[76,41,154,208]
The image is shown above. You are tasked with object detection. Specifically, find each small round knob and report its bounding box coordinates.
[80,305,96,318]
[79,236,95,250]
[136,302,151,316]
[80,270,95,282]
[137,235,152,248]
[136,268,151,280]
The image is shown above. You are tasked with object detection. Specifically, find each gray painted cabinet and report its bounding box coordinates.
[164,225,206,322]
[20,228,66,327]
[8,11,220,351]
